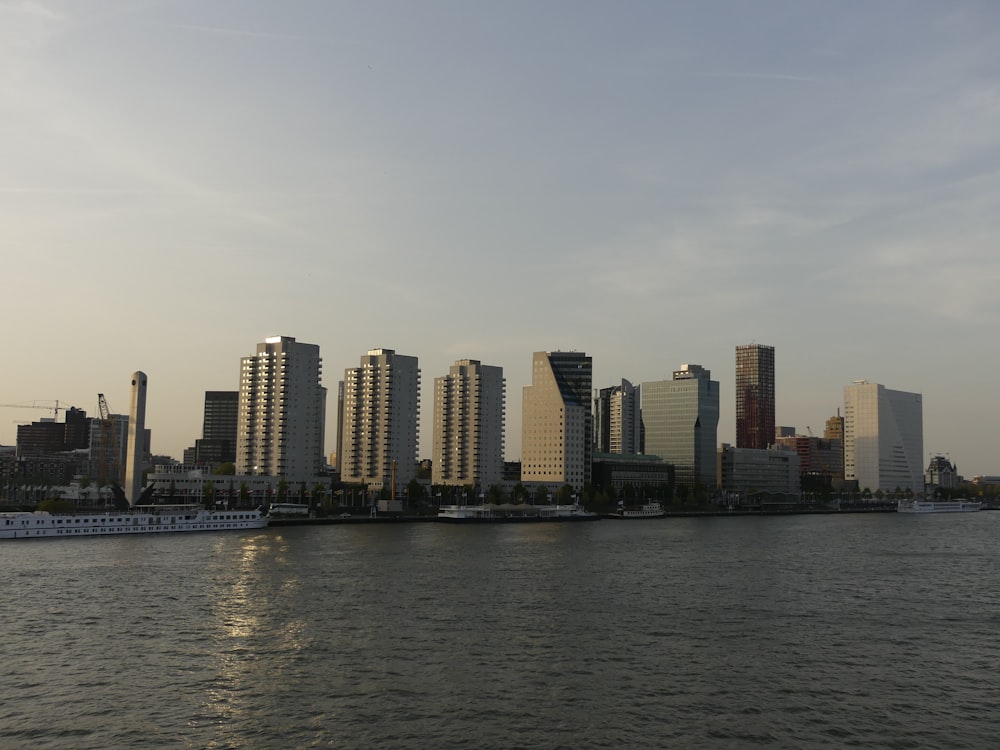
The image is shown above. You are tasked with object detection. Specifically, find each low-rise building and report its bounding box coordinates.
[718,443,800,501]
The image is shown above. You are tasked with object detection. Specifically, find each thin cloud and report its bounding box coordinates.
[0,0,69,48]
[694,71,817,83]
[159,21,315,42]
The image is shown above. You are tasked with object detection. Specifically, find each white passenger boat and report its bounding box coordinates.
[267,503,310,517]
[611,501,666,519]
[0,505,269,539]
[437,502,599,523]
[896,499,982,513]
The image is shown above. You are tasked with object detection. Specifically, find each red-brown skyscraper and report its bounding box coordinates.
[736,344,775,450]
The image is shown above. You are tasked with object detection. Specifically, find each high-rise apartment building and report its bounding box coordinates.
[594,380,641,455]
[521,351,592,491]
[736,344,775,450]
[340,349,420,492]
[432,359,505,488]
[843,380,923,493]
[642,364,719,488]
[236,336,326,480]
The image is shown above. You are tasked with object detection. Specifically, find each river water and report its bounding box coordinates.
[2,512,998,749]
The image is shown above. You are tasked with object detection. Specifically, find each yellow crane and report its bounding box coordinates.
[0,400,74,419]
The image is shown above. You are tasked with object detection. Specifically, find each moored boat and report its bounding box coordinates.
[896,499,982,513]
[267,503,311,518]
[437,502,599,523]
[0,505,269,540]
[610,501,666,519]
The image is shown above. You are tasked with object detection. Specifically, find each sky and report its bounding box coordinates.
[2,1,999,476]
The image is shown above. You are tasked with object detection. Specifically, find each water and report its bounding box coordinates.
[2,513,998,749]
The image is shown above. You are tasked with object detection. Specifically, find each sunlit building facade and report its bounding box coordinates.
[843,380,923,493]
[432,359,505,488]
[236,336,326,480]
[521,351,592,491]
[594,379,641,455]
[340,349,420,492]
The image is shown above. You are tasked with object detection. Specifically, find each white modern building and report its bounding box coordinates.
[236,336,326,480]
[521,351,592,492]
[843,380,924,494]
[432,359,505,488]
[339,349,420,492]
[642,364,719,489]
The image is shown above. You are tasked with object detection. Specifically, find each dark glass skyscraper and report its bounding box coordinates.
[196,391,239,464]
[735,344,775,450]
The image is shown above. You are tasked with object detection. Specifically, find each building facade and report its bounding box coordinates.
[194,390,239,465]
[736,344,775,450]
[773,434,844,486]
[339,349,420,492]
[925,455,959,492]
[719,444,800,498]
[591,453,673,501]
[843,381,924,493]
[236,336,326,480]
[432,359,505,488]
[642,364,719,489]
[521,351,592,492]
[594,379,641,455]
[88,414,129,485]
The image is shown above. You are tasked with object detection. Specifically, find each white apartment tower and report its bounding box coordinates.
[521,351,592,492]
[340,349,420,492]
[843,380,924,494]
[432,359,505,488]
[236,336,326,480]
[594,379,641,455]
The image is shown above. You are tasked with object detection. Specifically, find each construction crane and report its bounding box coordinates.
[0,400,74,419]
[97,393,124,487]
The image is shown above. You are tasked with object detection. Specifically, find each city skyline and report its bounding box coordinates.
[3,2,999,474]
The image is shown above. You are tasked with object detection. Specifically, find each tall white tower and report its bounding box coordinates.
[843,380,924,493]
[432,359,505,488]
[340,349,420,492]
[236,336,326,480]
[124,371,147,505]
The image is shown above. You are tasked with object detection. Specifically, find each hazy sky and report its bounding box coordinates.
[3,1,999,475]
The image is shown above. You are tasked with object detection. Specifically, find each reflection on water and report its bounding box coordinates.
[2,514,999,749]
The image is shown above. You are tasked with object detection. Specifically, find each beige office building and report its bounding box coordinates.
[432,359,505,488]
[521,351,592,492]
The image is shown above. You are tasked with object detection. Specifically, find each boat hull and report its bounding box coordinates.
[896,500,982,513]
[0,506,269,540]
[437,504,600,523]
